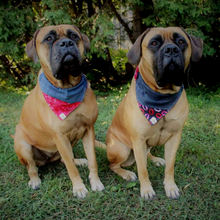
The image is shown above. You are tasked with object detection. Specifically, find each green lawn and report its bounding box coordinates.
[0,85,220,219]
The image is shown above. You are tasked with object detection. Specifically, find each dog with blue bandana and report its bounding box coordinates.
[12,25,104,198]
[106,27,203,200]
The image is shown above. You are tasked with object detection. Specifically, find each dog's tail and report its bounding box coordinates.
[95,140,106,149]
[10,134,15,139]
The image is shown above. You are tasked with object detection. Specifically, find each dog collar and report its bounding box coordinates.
[135,67,184,125]
[39,72,87,120]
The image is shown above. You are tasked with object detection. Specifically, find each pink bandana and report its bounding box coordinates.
[43,93,81,120]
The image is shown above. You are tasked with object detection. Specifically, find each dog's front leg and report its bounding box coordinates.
[82,126,105,192]
[164,131,182,199]
[54,134,88,198]
[132,138,156,200]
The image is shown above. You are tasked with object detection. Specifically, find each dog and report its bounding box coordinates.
[106,27,203,200]
[12,25,104,198]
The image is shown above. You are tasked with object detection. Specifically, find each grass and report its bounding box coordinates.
[0,85,220,219]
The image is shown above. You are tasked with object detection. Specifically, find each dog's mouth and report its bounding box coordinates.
[155,54,185,87]
[166,61,175,72]
[164,59,183,74]
[62,54,75,70]
[63,54,74,63]
[52,52,82,79]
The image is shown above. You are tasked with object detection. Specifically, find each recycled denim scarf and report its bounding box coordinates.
[135,67,184,125]
[39,72,87,120]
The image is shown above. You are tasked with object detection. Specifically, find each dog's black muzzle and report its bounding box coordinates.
[156,44,185,87]
[51,38,82,80]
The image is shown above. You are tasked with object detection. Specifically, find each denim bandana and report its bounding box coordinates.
[135,67,184,125]
[39,72,87,120]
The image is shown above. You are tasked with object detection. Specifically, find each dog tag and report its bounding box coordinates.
[150,117,157,125]
[59,113,66,120]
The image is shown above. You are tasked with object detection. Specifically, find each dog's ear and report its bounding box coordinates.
[81,33,90,55]
[26,29,41,64]
[127,28,151,65]
[72,24,90,55]
[188,34,203,62]
[181,28,203,62]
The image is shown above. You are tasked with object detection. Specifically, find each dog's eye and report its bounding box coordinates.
[151,41,158,46]
[71,34,77,40]
[178,39,184,45]
[46,36,53,42]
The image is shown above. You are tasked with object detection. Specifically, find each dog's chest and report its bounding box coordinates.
[60,111,95,142]
[146,119,181,147]
[46,88,98,142]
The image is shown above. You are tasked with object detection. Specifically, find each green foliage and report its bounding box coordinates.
[40,0,72,25]
[82,12,115,59]
[0,1,117,90]
[142,0,220,57]
[110,49,128,73]
[0,0,219,89]
[0,1,38,88]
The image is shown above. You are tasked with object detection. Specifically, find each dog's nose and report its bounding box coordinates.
[164,44,179,56]
[59,39,74,47]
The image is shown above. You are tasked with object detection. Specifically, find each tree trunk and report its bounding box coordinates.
[133,1,154,40]
[70,0,78,16]
[108,0,135,43]
[77,0,83,14]
[86,0,95,17]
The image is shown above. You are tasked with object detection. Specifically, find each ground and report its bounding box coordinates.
[0,85,219,219]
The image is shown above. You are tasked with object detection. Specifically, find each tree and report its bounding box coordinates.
[0,0,119,89]
[144,0,220,87]
[0,0,219,90]
[107,0,220,87]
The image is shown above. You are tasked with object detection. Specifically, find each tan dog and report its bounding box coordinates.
[106,27,203,200]
[13,25,104,198]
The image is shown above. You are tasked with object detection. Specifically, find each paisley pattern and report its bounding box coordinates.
[43,93,81,120]
[39,72,88,121]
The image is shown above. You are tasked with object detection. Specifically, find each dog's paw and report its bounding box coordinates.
[141,185,156,200]
[74,158,88,167]
[73,184,88,199]
[151,157,165,167]
[90,179,105,192]
[28,177,41,190]
[164,182,181,199]
[121,170,137,182]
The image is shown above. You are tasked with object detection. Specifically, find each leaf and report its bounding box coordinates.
[126,182,137,188]
[111,186,118,192]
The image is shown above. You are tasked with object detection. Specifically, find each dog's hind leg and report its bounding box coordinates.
[69,139,88,166]
[14,136,41,190]
[106,132,137,182]
[147,152,165,166]
[60,139,88,166]
[121,150,135,167]
[121,148,166,167]
[60,155,88,166]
